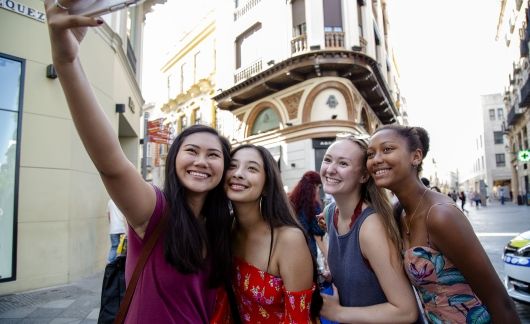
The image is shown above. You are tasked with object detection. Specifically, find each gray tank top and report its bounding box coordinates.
[326,202,387,307]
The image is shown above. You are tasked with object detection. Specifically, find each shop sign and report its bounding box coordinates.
[0,0,46,23]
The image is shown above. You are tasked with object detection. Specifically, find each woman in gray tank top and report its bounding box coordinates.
[318,134,418,323]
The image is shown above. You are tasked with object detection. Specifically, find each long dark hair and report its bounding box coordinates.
[230,144,323,319]
[288,171,322,222]
[163,124,232,287]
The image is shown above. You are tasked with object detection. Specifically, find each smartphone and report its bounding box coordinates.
[69,0,145,17]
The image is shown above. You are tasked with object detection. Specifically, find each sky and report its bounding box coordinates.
[385,1,512,181]
[143,0,513,183]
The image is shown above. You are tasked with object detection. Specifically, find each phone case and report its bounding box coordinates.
[69,0,144,17]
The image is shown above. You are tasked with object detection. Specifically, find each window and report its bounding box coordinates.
[497,108,504,119]
[179,115,188,131]
[236,23,262,69]
[193,109,202,125]
[494,131,504,144]
[496,153,506,167]
[489,109,495,120]
[323,0,343,31]
[251,108,280,135]
[180,63,186,93]
[357,0,364,37]
[0,53,24,282]
[292,0,306,36]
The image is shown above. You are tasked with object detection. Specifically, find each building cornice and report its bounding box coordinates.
[213,50,398,124]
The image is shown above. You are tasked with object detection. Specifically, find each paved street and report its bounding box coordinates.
[0,200,529,323]
[467,200,530,322]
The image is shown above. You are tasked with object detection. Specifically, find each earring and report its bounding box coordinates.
[259,196,263,215]
[412,162,418,169]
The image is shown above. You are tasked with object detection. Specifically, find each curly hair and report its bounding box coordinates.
[289,171,322,223]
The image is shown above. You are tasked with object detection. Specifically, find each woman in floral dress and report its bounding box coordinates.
[367,125,519,323]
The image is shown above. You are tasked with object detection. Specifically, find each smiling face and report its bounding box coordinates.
[225,148,266,204]
[367,129,419,191]
[320,139,367,197]
[174,132,225,196]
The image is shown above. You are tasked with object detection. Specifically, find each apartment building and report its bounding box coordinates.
[496,0,530,204]
[0,0,164,294]
[212,0,406,189]
[461,94,512,203]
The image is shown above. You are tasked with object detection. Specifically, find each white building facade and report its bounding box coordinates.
[0,0,164,294]
[461,94,512,203]
[496,0,530,205]
[212,0,406,189]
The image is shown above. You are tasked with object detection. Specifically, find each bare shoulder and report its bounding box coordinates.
[426,203,470,232]
[359,211,386,239]
[276,226,307,248]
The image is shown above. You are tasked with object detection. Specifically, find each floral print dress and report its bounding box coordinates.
[404,246,491,324]
[232,257,315,323]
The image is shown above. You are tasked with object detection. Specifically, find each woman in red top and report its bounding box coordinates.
[225,144,322,323]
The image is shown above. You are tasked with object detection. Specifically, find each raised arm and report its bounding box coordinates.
[44,0,155,235]
[428,205,520,324]
[320,213,418,323]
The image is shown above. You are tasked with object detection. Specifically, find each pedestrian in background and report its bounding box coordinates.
[44,4,235,322]
[319,134,418,323]
[367,124,519,323]
[225,145,322,322]
[288,171,326,260]
[107,199,126,263]
[459,191,468,213]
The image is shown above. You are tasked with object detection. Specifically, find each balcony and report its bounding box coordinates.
[324,32,345,48]
[507,105,524,126]
[234,0,261,21]
[234,59,263,83]
[291,32,345,55]
[519,77,530,106]
[214,50,399,124]
[291,34,307,54]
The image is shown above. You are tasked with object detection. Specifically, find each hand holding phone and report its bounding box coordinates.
[69,0,145,17]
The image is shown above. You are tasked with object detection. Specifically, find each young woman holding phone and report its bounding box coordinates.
[44,2,235,322]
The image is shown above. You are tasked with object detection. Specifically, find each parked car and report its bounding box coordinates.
[503,230,530,304]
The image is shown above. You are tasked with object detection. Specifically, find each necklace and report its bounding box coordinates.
[404,188,428,236]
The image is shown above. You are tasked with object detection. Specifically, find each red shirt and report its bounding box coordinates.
[232,257,315,323]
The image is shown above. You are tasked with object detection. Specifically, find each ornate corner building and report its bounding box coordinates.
[154,0,407,189]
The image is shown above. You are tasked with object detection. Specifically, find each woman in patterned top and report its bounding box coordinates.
[225,144,322,323]
[367,125,520,323]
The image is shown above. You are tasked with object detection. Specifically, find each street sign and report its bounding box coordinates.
[518,149,530,162]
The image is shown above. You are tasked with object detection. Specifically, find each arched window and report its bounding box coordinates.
[250,108,280,135]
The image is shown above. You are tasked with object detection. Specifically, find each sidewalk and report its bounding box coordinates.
[0,271,103,323]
